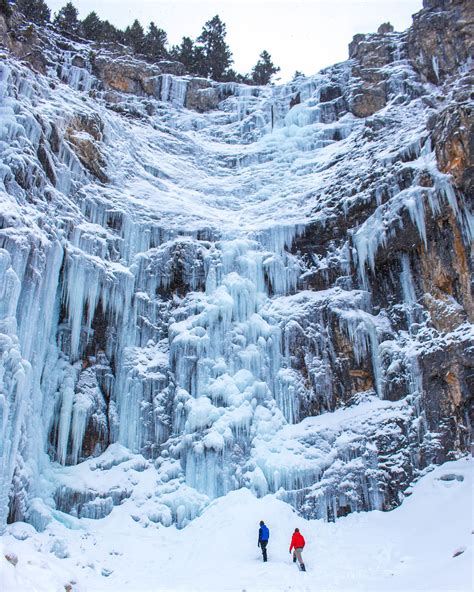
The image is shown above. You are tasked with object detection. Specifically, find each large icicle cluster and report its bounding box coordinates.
[0,2,472,535]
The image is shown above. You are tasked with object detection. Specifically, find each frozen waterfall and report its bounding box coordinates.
[0,19,472,534]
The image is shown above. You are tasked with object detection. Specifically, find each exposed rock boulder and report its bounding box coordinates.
[65,112,108,182]
[5,552,18,566]
[0,13,48,73]
[91,54,186,97]
[155,60,185,76]
[68,112,104,142]
[348,84,387,118]
[348,33,395,68]
[185,78,220,112]
[92,55,162,95]
[347,30,395,117]
[319,84,342,103]
[378,22,394,34]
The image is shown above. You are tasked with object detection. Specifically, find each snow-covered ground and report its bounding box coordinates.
[1,456,472,592]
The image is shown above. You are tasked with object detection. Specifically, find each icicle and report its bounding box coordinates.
[338,309,384,398]
[56,369,76,465]
[400,253,417,326]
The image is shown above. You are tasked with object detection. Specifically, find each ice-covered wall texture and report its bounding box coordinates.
[0,0,472,532]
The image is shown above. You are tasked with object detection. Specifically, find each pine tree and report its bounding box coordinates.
[54,2,81,35]
[145,22,167,62]
[0,0,12,18]
[170,37,192,67]
[220,68,238,82]
[220,68,250,84]
[171,36,202,75]
[101,20,123,43]
[125,19,146,54]
[82,11,102,40]
[196,15,233,81]
[16,0,51,24]
[236,71,252,84]
[193,45,208,77]
[251,50,280,85]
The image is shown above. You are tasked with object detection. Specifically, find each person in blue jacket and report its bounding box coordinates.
[258,520,270,562]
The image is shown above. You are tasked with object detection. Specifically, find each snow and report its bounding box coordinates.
[0,457,472,591]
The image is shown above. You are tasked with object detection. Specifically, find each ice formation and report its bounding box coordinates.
[0,3,472,538]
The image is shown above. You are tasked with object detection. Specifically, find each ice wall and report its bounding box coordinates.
[0,17,472,533]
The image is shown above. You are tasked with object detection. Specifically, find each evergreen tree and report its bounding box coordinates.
[144,22,167,61]
[83,12,124,44]
[125,19,146,54]
[192,44,207,77]
[251,50,280,85]
[82,11,102,40]
[16,0,51,24]
[101,20,123,43]
[220,67,238,82]
[292,70,305,80]
[54,2,81,35]
[220,68,250,84]
[0,0,12,18]
[196,15,232,81]
[170,37,192,67]
[171,36,203,75]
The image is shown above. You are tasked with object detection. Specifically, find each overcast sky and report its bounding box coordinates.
[46,0,423,81]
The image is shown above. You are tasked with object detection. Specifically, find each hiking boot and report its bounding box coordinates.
[300,564,306,572]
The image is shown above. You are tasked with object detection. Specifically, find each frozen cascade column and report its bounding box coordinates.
[337,306,385,399]
[399,253,425,419]
[160,75,188,107]
[62,249,104,361]
[167,235,298,499]
[49,239,134,463]
[0,249,32,532]
[59,51,92,92]
[14,240,65,501]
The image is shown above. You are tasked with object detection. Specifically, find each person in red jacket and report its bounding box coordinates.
[289,528,306,571]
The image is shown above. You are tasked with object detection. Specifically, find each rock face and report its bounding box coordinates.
[65,113,108,182]
[378,22,394,34]
[0,1,472,533]
[407,0,474,83]
[91,55,185,97]
[433,102,473,195]
[185,78,221,112]
[347,24,397,117]
[348,86,387,118]
[92,55,163,95]
[0,12,48,72]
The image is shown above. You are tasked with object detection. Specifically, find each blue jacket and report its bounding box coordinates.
[259,524,269,542]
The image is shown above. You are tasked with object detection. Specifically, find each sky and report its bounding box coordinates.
[45,0,423,81]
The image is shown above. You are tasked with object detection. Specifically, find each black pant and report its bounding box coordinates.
[260,540,268,561]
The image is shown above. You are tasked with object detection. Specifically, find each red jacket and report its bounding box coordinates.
[289,531,305,551]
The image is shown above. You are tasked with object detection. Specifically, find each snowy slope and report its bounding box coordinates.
[1,457,472,591]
